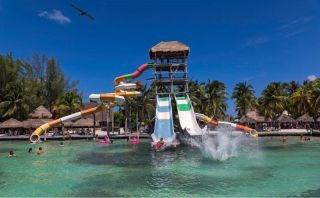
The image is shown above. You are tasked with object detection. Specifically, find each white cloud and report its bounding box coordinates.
[284,29,305,38]
[245,37,268,48]
[307,75,317,81]
[280,17,313,29]
[38,10,71,24]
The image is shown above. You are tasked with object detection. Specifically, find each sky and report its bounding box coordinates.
[0,0,319,115]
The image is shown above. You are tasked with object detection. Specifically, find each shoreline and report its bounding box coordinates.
[1,130,320,141]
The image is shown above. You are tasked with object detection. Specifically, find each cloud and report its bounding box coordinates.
[38,10,71,24]
[284,29,305,38]
[280,17,313,29]
[245,37,268,48]
[307,75,317,81]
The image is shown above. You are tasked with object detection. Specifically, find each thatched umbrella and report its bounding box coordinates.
[149,41,190,59]
[73,118,97,128]
[29,105,52,119]
[0,118,23,128]
[296,113,314,123]
[275,114,296,123]
[239,116,256,124]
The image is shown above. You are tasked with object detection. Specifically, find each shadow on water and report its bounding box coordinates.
[300,188,320,197]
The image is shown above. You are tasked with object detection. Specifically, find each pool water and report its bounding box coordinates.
[1,137,320,197]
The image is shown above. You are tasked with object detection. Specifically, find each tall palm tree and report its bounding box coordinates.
[258,82,286,119]
[311,79,320,117]
[231,82,256,117]
[291,84,313,117]
[52,90,82,117]
[203,80,228,119]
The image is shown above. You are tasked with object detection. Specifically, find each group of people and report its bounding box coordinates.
[9,147,44,157]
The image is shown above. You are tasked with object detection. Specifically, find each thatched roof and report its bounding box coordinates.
[73,118,97,127]
[23,119,54,128]
[239,116,257,124]
[245,110,270,122]
[83,102,111,122]
[29,105,52,119]
[0,118,23,128]
[149,41,190,59]
[296,113,314,122]
[275,114,296,123]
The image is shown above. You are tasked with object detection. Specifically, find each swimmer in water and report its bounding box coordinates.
[9,151,16,157]
[36,147,44,155]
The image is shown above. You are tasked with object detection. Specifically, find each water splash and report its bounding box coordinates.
[182,126,254,161]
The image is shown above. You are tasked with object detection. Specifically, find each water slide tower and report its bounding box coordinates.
[149,41,190,96]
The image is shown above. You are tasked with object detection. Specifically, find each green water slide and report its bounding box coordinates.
[175,94,203,136]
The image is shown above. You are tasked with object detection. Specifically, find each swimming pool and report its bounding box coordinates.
[1,137,320,197]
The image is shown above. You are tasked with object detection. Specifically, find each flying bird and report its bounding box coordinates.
[71,4,95,20]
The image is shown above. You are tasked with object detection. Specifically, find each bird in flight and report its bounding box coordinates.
[71,4,94,20]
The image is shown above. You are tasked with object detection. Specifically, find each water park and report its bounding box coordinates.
[1,41,320,197]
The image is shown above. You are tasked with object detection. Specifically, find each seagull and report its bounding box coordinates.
[71,4,94,20]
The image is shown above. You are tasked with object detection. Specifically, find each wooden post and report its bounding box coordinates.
[111,109,114,135]
[62,124,65,141]
[93,113,96,139]
[106,110,110,137]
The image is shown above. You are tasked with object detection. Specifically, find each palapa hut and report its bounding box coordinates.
[83,102,112,130]
[0,118,23,135]
[239,110,271,131]
[274,112,297,129]
[22,105,53,134]
[29,105,52,119]
[296,113,315,129]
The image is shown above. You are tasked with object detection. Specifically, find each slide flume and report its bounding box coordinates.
[30,89,141,143]
[151,95,176,143]
[195,113,258,137]
[114,63,154,85]
[175,94,203,136]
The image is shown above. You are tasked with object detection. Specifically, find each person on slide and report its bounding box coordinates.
[154,138,165,150]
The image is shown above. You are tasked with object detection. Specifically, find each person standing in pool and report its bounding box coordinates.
[36,147,44,155]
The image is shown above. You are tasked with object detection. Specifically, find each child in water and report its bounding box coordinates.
[36,147,44,155]
[8,151,16,157]
[154,138,165,149]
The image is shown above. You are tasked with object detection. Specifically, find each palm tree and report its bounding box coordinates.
[258,82,286,119]
[291,84,313,117]
[0,83,29,120]
[52,90,82,117]
[203,80,228,119]
[231,82,256,117]
[311,79,320,117]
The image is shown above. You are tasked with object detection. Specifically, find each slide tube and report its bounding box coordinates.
[114,63,154,85]
[195,113,258,137]
[30,104,111,143]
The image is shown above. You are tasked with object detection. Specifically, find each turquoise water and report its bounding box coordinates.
[1,137,320,197]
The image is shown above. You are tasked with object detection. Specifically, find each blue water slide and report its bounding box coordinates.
[151,95,175,142]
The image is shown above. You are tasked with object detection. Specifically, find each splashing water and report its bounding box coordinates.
[182,126,254,161]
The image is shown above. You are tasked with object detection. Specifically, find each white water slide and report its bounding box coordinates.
[151,95,176,143]
[175,94,203,136]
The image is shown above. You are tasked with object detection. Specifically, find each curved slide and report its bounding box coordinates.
[175,94,203,136]
[151,95,176,143]
[30,90,142,143]
[114,63,154,85]
[195,113,258,137]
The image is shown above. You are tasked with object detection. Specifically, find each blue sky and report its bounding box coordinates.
[0,0,319,115]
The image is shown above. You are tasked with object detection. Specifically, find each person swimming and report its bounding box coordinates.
[28,148,33,153]
[60,142,64,147]
[9,150,16,157]
[36,147,44,155]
